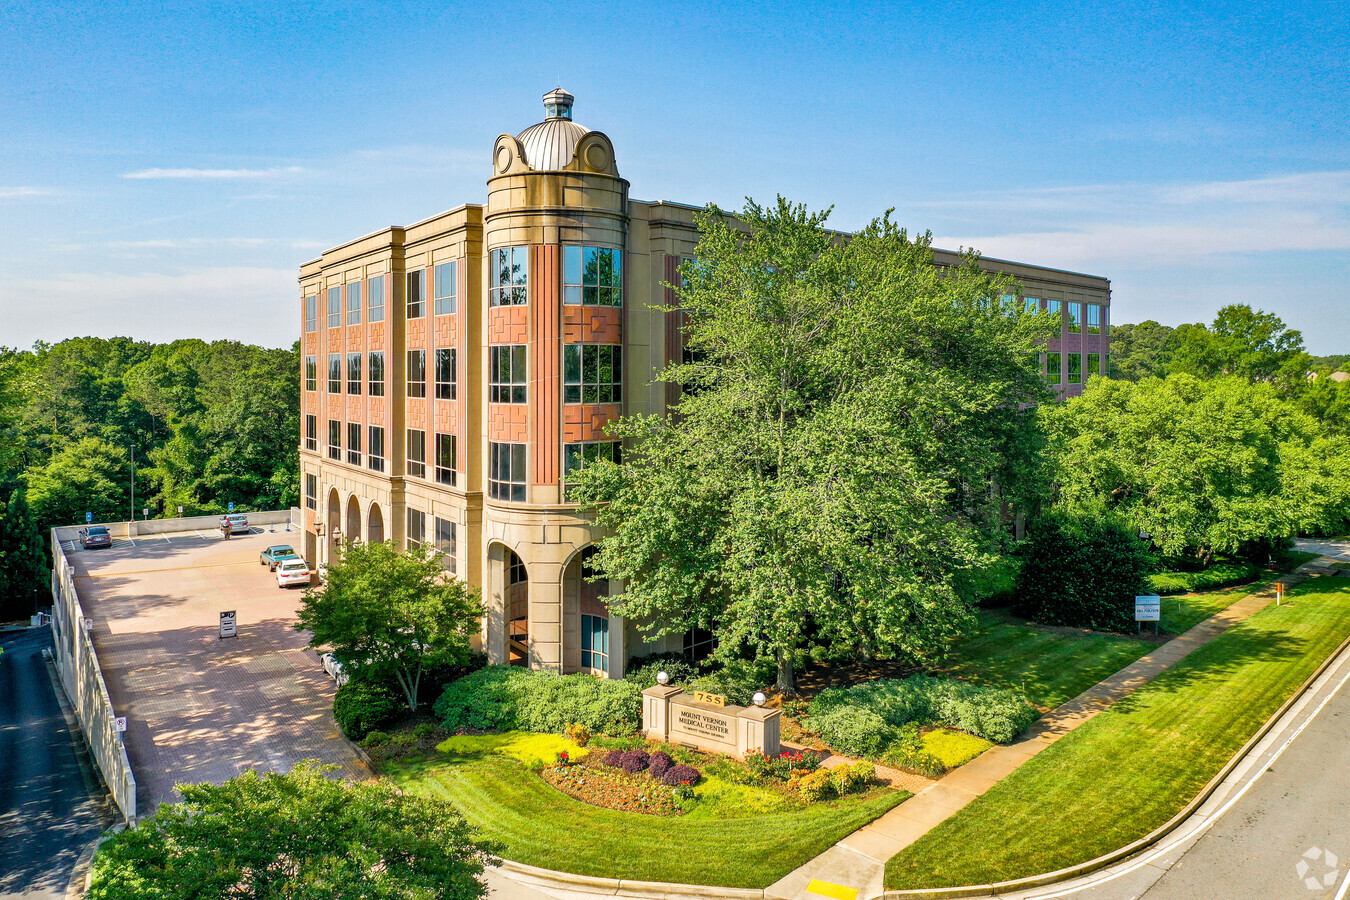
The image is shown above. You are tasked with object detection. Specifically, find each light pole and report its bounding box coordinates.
[129,445,135,524]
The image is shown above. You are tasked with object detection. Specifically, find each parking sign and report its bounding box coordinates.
[229,501,235,512]
[219,610,237,639]
[86,512,92,523]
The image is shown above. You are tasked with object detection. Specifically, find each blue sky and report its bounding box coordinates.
[2,1,1346,353]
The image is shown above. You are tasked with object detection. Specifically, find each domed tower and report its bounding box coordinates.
[481,90,629,676]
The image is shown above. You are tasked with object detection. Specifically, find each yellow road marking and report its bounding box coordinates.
[805,880,859,900]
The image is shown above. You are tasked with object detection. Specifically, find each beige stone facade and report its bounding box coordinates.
[296,90,1111,678]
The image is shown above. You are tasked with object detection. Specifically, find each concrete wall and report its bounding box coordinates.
[54,508,302,543]
[48,531,137,824]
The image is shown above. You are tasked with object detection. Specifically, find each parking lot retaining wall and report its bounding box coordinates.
[53,508,301,544]
[48,530,138,823]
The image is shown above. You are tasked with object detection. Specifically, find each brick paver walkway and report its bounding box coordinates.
[768,566,1320,900]
[72,528,368,817]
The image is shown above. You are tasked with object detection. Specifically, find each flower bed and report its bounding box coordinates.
[541,763,683,816]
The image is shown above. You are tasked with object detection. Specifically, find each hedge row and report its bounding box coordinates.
[433,665,643,735]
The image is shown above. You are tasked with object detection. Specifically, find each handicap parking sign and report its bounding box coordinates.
[228,501,234,512]
[86,512,92,523]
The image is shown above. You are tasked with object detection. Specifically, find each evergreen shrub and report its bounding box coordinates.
[333,680,401,741]
[433,665,642,735]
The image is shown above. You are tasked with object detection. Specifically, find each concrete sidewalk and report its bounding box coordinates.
[767,567,1317,900]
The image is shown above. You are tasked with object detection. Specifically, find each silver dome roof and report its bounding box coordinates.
[516,89,590,171]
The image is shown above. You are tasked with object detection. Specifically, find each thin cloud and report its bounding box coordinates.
[121,166,305,180]
[0,186,52,199]
[104,237,324,250]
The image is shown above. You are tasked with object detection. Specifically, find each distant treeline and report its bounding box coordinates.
[0,337,298,619]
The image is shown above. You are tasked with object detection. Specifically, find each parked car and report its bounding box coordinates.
[259,544,298,570]
[80,525,112,549]
[276,558,312,589]
[224,513,250,535]
[320,651,349,686]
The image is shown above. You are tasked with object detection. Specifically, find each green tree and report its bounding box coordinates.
[1047,373,1350,561]
[1170,304,1313,391]
[297,541,482,710]
[1013,508,1153,632]
[573,198,1056,691]
[1105,320,1181,381]
[86,761,494,900]
[24,436,130,531]
[0,473,47,619]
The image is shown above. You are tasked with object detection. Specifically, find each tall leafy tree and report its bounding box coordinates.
[86,761,493,900]
[1105,320,1181,381]
[24,436,130,531]
[297,541,483,710]
[1170,304,1313,391]
[573,198,1056,690]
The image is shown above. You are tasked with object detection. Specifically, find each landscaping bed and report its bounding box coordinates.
[884,578,1350,890]
[541,762,683,816]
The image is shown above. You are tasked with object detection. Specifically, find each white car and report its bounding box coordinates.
[276,558,312,589]
[222,513,250,535]
[320,651,349,685]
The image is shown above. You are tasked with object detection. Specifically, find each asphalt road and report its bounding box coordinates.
[0,628,113,899]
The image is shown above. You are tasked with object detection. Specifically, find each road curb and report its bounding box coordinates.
[874,619,1350,899]
[498,859,767,898]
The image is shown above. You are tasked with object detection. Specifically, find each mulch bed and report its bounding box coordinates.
[540,763,683,816]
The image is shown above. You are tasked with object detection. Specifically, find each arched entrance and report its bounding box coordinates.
[325,488,341,564]
[505,548,529,667]
[563,547,611,676]
[367,502,384,544]
[345,495,361,544]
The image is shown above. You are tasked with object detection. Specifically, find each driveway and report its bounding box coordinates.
[1296,537,1350,564]
[0,627,113,899]
[68,527,367,817]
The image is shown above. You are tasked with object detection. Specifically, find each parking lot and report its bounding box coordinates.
[69,524,368,817]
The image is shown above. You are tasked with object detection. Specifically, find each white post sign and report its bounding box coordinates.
[115,716,128,733]
[219,610,238,640]
[1135,594,1162,621]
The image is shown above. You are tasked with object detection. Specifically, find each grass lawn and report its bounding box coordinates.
[1159,550,1321,634]
[885,578,1350,890]
[937,612,1151,709]
[384,732,908,888]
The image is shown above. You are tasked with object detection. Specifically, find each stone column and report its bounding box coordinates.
[736,706,782,758]
[642,685,682,741]
[607,613,625,680]
[528,576,563,672]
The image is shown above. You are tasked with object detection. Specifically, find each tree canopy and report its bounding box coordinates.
[86,761,493,900]
[297,541,483,710]
[572,198,1057,690]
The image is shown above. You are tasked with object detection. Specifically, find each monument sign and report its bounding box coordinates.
[642,685,780,758]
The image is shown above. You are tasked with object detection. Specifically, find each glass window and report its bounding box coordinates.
[508,551,527,585]
[1068,353,1082,384]
[1088,352,1100,377]
[368,351,385,397]
[490,345,527,403]
[304,295,317,333]
[435,348,457,400]
[407,350,426,399]
[407,429,426,479]
[327,420,341,460]
[327,354,341,393]
[683,627,716,662]
[304,414,317,451]
[1046,353,1063,385]
[305,473,317,510]
[1066,302,1081,334]
[1045,299,1062,329]
[346,352,361,395]
[489,246,529,306]
[407,269,425,319]
[367,275,384,323]
[563,441,621,496]
[434,517,457,575]
[368,426,385,472]
[489,442,527,502]
[564,344,622,403]
[1086,304,1102,334]
[1024,296,1041,314]
[434,261,457,315]
[435,433,456,486]
[406,508,426,548]
[346,282,362,326]
[305,355,316,393]
[346,422,362,465]
[581,614,609,671]
[563,246,622,306]
[327,286,341,329]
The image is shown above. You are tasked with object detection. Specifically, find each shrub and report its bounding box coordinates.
[662,764,700,786]
[807,675,1037,746]
[622,652,700,688]
[881,725,947,778]
[413,722,436,740]
[832,760,875,795]
[620,750,651,774]
[922,729,993,770]
[434,665,642,735]
[333,680,401,741]
[684,658,772,706]
[803,704,893,759]
[1148,557,1259,595]
[564,722,592,747]
[796,768,835,802]
[648,750,674,779]
[1014,508,1154,632]
[746,749,823,782]
[602,749,625,768]
[361,730,389,748]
